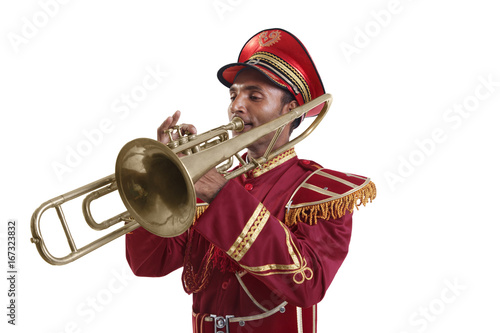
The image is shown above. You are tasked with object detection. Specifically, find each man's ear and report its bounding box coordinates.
[289,100,298,111]
[281,99,298,115]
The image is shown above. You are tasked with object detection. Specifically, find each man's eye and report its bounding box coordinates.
[250,95,261,101]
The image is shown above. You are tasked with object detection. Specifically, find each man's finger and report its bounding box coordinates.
[157,111,183,142]
[179,123,197,136]
[171,110,181,127]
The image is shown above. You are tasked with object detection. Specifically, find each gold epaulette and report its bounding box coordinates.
[195,203,209,222]
[284,168,376,226]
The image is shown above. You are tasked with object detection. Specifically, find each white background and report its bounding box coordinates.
[1,0,499,332]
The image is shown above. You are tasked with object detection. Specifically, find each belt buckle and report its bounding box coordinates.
[210,314,234,333]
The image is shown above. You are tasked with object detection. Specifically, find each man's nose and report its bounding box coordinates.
[229,94,246,115]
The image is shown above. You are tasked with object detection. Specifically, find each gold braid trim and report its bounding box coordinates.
[195,204,209,220]
[285,181,377,227]
[182,204,211,294]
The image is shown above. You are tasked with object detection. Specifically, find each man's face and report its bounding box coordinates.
[227,69,295,155]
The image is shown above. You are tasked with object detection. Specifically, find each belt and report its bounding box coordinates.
[193,301,287,333]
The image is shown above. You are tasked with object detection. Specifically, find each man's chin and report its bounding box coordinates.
[232,125,252,136]
[243,124,253,132]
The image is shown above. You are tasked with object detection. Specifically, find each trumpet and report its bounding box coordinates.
[30,93,332,265]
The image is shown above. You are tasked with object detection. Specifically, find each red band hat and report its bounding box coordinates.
[217,28,326,120]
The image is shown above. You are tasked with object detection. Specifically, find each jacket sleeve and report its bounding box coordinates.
[193,180,353,308]
[125,226,187,277]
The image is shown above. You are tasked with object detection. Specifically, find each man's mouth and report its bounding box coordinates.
[232,117,253,132]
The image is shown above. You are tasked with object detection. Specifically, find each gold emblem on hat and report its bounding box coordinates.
[258,30,281,47]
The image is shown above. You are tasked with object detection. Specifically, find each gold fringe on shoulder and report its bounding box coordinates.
[190,205,210,228]
[285,181,377,227]
[195,204,209,222]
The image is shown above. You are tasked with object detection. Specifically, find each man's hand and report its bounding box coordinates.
[194,168,228,203]
[157,110,197,144]
[157,111,227,203]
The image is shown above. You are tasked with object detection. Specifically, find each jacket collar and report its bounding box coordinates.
[245,148,297,178]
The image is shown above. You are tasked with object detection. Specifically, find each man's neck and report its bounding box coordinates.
[244,127,292,161]
[246,142,289,162]
[246,148,264,161]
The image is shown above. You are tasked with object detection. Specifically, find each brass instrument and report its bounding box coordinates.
[30,93,332,265]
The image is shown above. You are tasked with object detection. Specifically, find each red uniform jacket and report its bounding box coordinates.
[126,149,376,332]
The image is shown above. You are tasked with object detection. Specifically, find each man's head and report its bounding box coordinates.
[218,28,325,158]
[227,68,298,155]
[218,28,325,127]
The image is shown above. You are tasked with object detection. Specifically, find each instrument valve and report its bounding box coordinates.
[167,141,179,149]
[188,134,200,153]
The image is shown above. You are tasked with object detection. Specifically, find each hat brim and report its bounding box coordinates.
[217,63,291,92]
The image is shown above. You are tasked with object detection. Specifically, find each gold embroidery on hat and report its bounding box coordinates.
[258,68,289,90]
[249,52,311,103]
[259,30,281,47]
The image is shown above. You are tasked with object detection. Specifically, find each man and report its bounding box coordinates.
[126,28,376,332]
